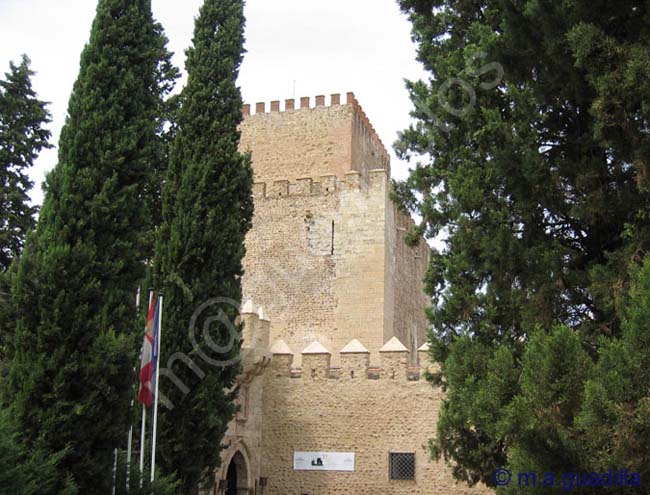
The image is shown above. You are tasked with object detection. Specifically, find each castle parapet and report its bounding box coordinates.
[295,177,312,195]
[251,169,388,200]
[343,170,362,190]
[301,341,331,380]
[368,168,388,189]
[267,337,430,382]
[379,337,410,380]
[346,92,390,170]
[418,342,440,374]
[269,339,293,376]
[340,339,370,380]
[241,300,270,350]
[241,92,390,172]
[321,174,337,193]
[271,180,289,197]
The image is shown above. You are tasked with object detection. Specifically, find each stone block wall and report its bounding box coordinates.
[385,200,431,357]
[239,93,390,185]
[241,170,388,365]
[258,342,492,495]
[239,95,430,366]
[223,94,456,495]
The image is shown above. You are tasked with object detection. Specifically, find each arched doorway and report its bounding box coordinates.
[225,451,248,495]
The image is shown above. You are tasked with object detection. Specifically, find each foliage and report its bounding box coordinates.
[0,55,51,271]
[2,1,177,493]
[577,258,650,483]
[0,406,76,495]
[154,0,253,492]
[501,326,593,495]
[111,451,180,495]
[396,0,650,486]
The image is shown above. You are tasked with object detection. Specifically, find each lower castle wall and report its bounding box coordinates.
[259,357,492,495]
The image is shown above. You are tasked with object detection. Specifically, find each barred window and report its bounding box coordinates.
[389,452,415,480]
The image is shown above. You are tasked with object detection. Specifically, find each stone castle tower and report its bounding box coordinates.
[211,94,491,495]
[239,92,429,364]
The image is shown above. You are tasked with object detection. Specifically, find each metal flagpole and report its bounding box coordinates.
[139,406,146,487]
[126,388,134,492]
[139,290,154,487]
[126,287,143,492]
[111,448,118,495]
[150,294,163,482]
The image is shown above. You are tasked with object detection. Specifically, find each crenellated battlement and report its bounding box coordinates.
[266,337,438,382]
[242,92,390,173]
[252,168,388,200]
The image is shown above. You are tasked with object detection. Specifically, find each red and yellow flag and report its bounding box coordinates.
[137,293,156,408]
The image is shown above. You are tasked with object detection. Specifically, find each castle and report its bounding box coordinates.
[211,93,491,495]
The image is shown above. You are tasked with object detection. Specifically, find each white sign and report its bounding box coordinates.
[293,452,355,472]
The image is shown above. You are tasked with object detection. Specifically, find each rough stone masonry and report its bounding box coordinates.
[211,93,493,495]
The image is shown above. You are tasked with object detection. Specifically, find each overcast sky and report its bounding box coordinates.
[0,0,427,206]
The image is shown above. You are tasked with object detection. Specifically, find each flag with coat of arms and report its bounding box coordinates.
[138,294,159,408]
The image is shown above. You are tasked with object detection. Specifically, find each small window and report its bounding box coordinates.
[389,452,415,480]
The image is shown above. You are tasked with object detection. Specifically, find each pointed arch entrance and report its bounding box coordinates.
[225,450,249,495]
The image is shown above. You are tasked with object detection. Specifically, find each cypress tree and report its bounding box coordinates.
[2,1,177,493]
[395,0,650,486]
[0,55,51,271]
[577,257,650,483]
[155,0,252,491]
[0,407,65,495]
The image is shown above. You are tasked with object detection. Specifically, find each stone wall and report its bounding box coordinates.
[333,171,388,364]
[225,95,462,495]
[220,306,272,493]
[239,93,391,185]
[259,344,492,495]
[241,171,389,365]
[240,95,430,366]
[349,95,391,179]
[241,178,340,361]
[386,201,431,357]
[241,176,430,365]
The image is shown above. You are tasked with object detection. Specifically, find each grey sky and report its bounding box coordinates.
[0,0,426,206]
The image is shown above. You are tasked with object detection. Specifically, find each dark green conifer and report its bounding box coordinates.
[578,258,650,483]
[0,55,51,271]
[154,0,253,491]
[395,0,650,486]
[3,1,177,493]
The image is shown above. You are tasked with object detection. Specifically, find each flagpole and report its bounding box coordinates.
[126,394,134,492]
[139,406,146,487]
[150,293,163,482]
[126,286,143,492]
[139,289,154,487]
[111,448,118,495]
